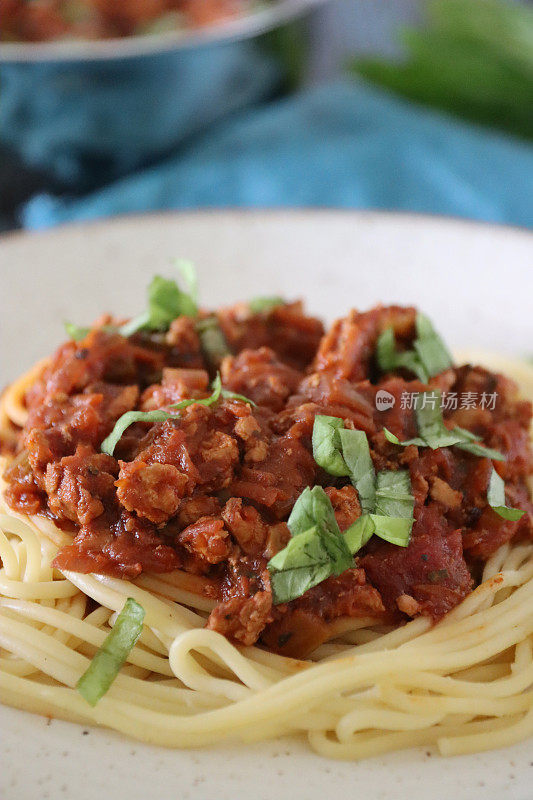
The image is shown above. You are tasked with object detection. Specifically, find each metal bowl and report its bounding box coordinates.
[0,0,328,217]
[0,0,326,62]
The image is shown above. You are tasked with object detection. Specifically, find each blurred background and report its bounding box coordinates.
[1,0,532,233]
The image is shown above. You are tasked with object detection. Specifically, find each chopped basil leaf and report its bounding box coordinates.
[196,315,231,369]
[175,259,198,307]
[66,262,198,341]
[220,388,257,406]
[370,515,412,547]
[287,486,341,538]
[376,312,452,382]
[269,487,353,604]
[77,598,145,706]
[338,428,376,514]
[271,421,418,603]
[487,468,525,521]
[248,296,285,314]
[312,415,350,477]
[101,374,253,456]
[383,391,505,461]
[383,429,424,447]
[413,313,453,377]
[120,262,199,337]
[412,394,466,449]
[377,327,428,382]
[454,439,507,461]
[268,526,344,605]
[64,322,90,341]
[374,470,415,520]
[101,408,181,456]
[343,515,375,554]
[311,417,375,511]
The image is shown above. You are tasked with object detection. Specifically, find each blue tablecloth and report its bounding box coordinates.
[22,79,533,230]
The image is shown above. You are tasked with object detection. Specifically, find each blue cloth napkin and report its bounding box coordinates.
[22,80,533,229]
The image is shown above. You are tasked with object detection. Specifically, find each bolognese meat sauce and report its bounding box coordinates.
[2,302,532,658]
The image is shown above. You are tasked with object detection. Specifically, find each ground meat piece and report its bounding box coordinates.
[363,377,426,440]
[408,447,458,509]
[361,504,473,620]
[116,460,191,524]
[207,591,273,646]
[293,568,385,621]
[177,516,231,564]
[278,371,375,440]
[260,609,330,658]
[177,495,222,527]
[396,594,422,616]
[462,490,533,560]
[450,365,529,425]
[262,522,291,560]
[430,476,462,509]
[198,430,240,491]
[141,368,209,411]
[53,511,182,579]
[44,444,118,525]
[221,497,269,556]
[207,555,273,645]
[26,329,161,409]
[486,420,532,483]
[221,347,302,412]
[129,405,241,494]
[217,300,324,371]
[231,435,316,518]
[313,306,416,382]
[24,384,138,486]
[325,485,361,530]
[165,317,205,369]
[232,410,270,465]
[2,451,44,515]
[262,569,384,658]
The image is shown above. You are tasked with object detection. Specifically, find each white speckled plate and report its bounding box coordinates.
[1,211,532,800]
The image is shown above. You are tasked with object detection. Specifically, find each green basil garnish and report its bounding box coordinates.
[338,428,377,514]
[343,514,376,554]
[312,417,414,541]
[287,485,340,538]
[412,313,454,378]
[248,297,285,314]
[268,471,415,605]
[268,420,417,604]
[64,322,91,341]
[383,390,505,460]
[377,326,429,382]
[487,468,525,521]
[120,261,198,337]
[77,598,145,706]
[376,312,452,382]
[374,470,414,520]
[311,416,377,514]
[101,374,254,456]
[196,315,231,369]
[312,415,350,477]
[268,487,353,605]
[66,261,198,342]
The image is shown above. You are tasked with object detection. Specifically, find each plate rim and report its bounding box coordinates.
[1,208,532,247]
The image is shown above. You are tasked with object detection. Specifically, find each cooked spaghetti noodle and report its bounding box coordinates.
[1,349,532,760]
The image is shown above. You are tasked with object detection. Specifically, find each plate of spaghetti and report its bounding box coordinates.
[1,211,532,800]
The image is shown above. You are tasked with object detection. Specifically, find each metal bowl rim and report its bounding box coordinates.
[0,0,328,63]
